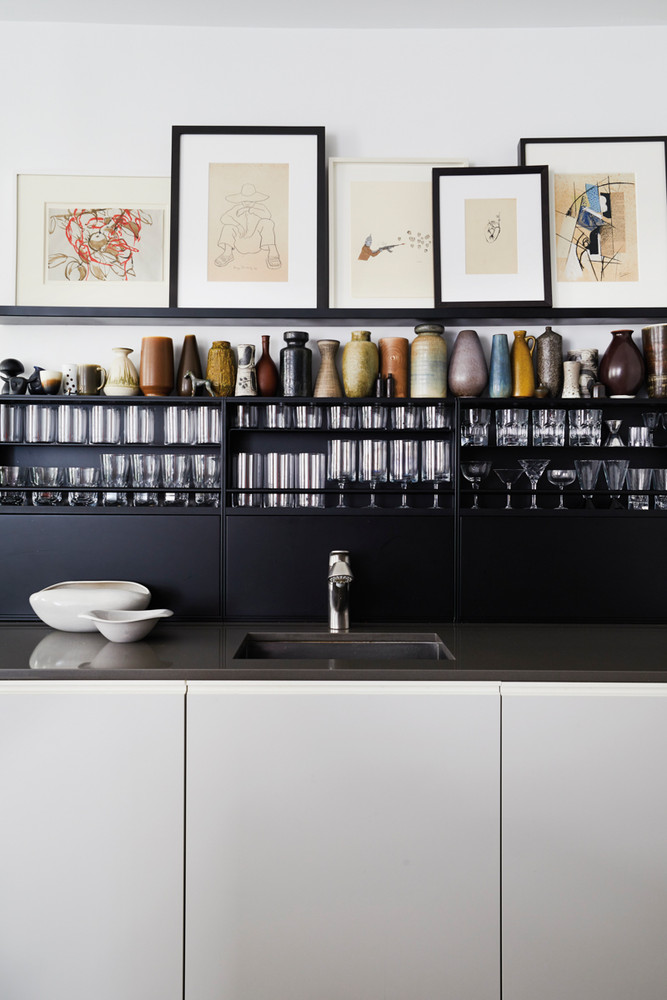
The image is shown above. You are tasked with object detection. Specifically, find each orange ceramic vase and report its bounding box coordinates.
[139,337,174,396]
[511,330,536,397]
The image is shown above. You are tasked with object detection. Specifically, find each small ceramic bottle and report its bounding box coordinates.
[410,323,447,398]
[235,344,258,396]
[206,340,236,397]
[280,331,312,397]
[342,330,379,398]
[510,330,536,397]
[488,334,512,398]
[104,347,140,397]
[448,329,488,397]
[256,334,279,396]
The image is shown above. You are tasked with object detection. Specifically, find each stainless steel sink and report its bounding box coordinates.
[233,631,454,661]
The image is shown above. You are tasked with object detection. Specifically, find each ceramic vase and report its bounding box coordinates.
[313,340,343,398]
[206,340,236,397]
[234,344,258,396]
[510,330,536,397]
[175,335,203,396]
[599,329,645,397]
[139,337,174,396]
[567,348,598,398]
[342,330,378,398]
[280,331,313,397]
[448,329,488,397]
[488,334,512,398]
[561,360,581,398]
[536,326,563,397]
[256,334,279,397]
[103,348,140,397]
[410,323,447,398]
[641,324,667,398]
[379,337,409,398]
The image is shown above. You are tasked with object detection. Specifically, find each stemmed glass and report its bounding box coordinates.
[389,439,419,508]
[461,460,492,509]
[359,439,388,508]
[574,458,602,508]
[493,467,523,509]
[327,439,357,508]
[603,458,629,509]
[547,469,576,509]
[421,439,451,508]
[518,458,549,510]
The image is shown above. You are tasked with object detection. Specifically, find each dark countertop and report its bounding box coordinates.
[0,621,665,682]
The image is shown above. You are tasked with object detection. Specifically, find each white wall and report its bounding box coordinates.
[1,21,665,376]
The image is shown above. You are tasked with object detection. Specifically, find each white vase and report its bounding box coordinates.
[561,360,581,398]
[235,344,258,396]
[103,347,140,396]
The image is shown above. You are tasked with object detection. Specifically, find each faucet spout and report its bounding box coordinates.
[328,550,353,632]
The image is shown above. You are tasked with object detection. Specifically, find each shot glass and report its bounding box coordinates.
[194,405,221,444]
[495,408,529,446]
[31,466,63,505]
[296,452,326,508]
[264,452,295,508]
[161,453,191,506]
[0,404,23,442]
[57,405,88,444]
[234,404,259,429]
[100,453,130,506]
[25,405,56,443]
[293,404,322,429]
[0,466,26,505]
[234,452,263,508]
[164,405,194,445]
[124,406,155,444]
[65,467,99,506]
[264,403,291,429]
[131,453,160,507]
[626,467,652,510]
[89,405,122,444]
[460,408,491,446]
[327,404,357,430]
[568,408,602,446]
[652,468,667,510]
[391,404,419,430]
[532,408,566,447]
[192,453,221,507]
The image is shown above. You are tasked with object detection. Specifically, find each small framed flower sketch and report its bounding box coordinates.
[170,126,325,309]
[329,157,467,309]
[16,175,171,308]
[432,166,551,309]
[519,136,667,308]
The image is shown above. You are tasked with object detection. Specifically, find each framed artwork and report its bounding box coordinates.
[519,136,667,308]
[170,126,325,309]
[328,157,467,309]
[16,175,170,308]
[432,166,551,309]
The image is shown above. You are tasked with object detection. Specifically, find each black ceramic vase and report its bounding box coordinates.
[280,331,312,397]
[599,329,645,397]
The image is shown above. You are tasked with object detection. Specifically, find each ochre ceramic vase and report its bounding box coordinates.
[256,335,279,396]
[103,347,140,397]
[206,340,236,397]
[313,340,343,398]
[410,323,447,397]
[175,335,203,396]
[379,337,409,398]
[641,325,667,398]
[342,330,379,398]
[599,329,645,397]
[139,337,174,396]
[448,329,488,397]
[510,330,536,397]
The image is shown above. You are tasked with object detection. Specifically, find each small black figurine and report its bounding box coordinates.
[0,358,27,395]
[27,366,46,395]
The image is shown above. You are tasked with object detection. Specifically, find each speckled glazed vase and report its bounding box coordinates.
[379,337,409,398]
[313,340,343,398]
[206,340,236,397]
[448,329,488,397]
[488,334,512,398]
[535,326,563,398]
[642,324,667,398]
[342,330,379,398]
[510,330,536,398]
[410,324,447,398]
[599,329,645,397]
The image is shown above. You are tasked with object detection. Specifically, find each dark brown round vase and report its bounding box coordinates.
[641,324,667,398]
[139,337,174,396]
[598,329,645,397]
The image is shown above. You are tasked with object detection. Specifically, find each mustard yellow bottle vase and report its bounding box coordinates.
[510,330,536,397]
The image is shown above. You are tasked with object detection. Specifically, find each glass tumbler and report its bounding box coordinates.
[100,453,130,506]
[65,467,99,506]
[0,404,23,442]
[0,466,26,505]
[164,405,194,445]
[124,406,155,444]
[25,405,56,443]
[569,409,602,446]
[296,452,326,508]
[264,452,295,508]
[194,405,221,443]
[161,453,191,506]
[235,452,263,508]
[496,408,529,446]
[192,453,220,507]
[57,405,88,444]
[89,405,122,444]
[532,408,566,447]
[626,468,652,510]
[131,453,160,506]
[31,466,63,505]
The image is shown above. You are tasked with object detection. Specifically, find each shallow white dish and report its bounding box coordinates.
[79,608,173,643]
[29,580,151,632]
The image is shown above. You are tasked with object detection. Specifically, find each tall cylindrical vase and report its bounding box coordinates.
[313,340,343,398]
[235,344,258,396]
[410,324,447,398]
[379,337,409,398]
[448,329,487,397]
[139,337,174,396]
[599,329,645,397]
[280,331,313,397]
[641,324,667,398]
[488,334,512,398]
[536,326,563,397]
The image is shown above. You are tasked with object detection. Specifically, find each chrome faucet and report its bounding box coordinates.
[327,550,353,632]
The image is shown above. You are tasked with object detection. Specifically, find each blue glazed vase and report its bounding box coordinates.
[488,334,512,398]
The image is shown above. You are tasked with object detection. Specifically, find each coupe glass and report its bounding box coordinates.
[547,468,576,510]
[574,458,602,508]
[518,458,549,510]
[327,439,357,508]
[461,460,492,509]
[421,439,451,508]
[359,439,388,508]
[494,467,524,509]
[603,458,629,508]
[389,439,419,508]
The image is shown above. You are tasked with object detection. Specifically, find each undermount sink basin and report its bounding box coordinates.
[234,631,454,662]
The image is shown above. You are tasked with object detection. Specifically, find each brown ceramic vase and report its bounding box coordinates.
[379,337,409,398]
[139,337,174,396]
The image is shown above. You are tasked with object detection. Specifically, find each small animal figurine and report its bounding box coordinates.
[186,371,216,397]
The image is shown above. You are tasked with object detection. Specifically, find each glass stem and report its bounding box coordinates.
[337,480,345,508]
[401,482,408,508]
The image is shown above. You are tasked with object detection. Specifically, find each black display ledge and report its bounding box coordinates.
[2,305,667,327]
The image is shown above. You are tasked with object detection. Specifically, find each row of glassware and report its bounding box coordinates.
[0,454,220,507]
[462,408,665,447]
[234,401,452,430]
[0,404,221,445]
[234,439,452,509]
[461,458,667,510]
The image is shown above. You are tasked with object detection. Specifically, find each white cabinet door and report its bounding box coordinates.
[0,681,185,1000]
[502,683,667,1000]
[186,680,500,1000]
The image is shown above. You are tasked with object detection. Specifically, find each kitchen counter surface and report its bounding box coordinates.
[0,621,665,682]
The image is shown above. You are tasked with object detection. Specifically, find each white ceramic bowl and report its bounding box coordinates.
[79,608,173,643]
[29,580,151,632]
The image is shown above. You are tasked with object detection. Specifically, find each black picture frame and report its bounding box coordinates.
[169,125,326,310]
[432,165,551,310]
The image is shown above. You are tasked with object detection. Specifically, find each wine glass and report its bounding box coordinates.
[421,439,451,508]
[547,468,576,510]
[461,460,492,509]
[518,458,549,510]
[389,439,419,508]
[493,467,523,509]
[603,458,629,509]
[359,439,388,508]
[327,439,357,508]
[574,458,602,508]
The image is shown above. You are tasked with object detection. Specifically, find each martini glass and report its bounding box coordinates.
[547,468,576,509]
[493,467,523,509]
[461,460,492,509]
[518,458,549,510]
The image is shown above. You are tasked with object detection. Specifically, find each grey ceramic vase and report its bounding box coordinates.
[448,329,488,397]
[536,326,563,397]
